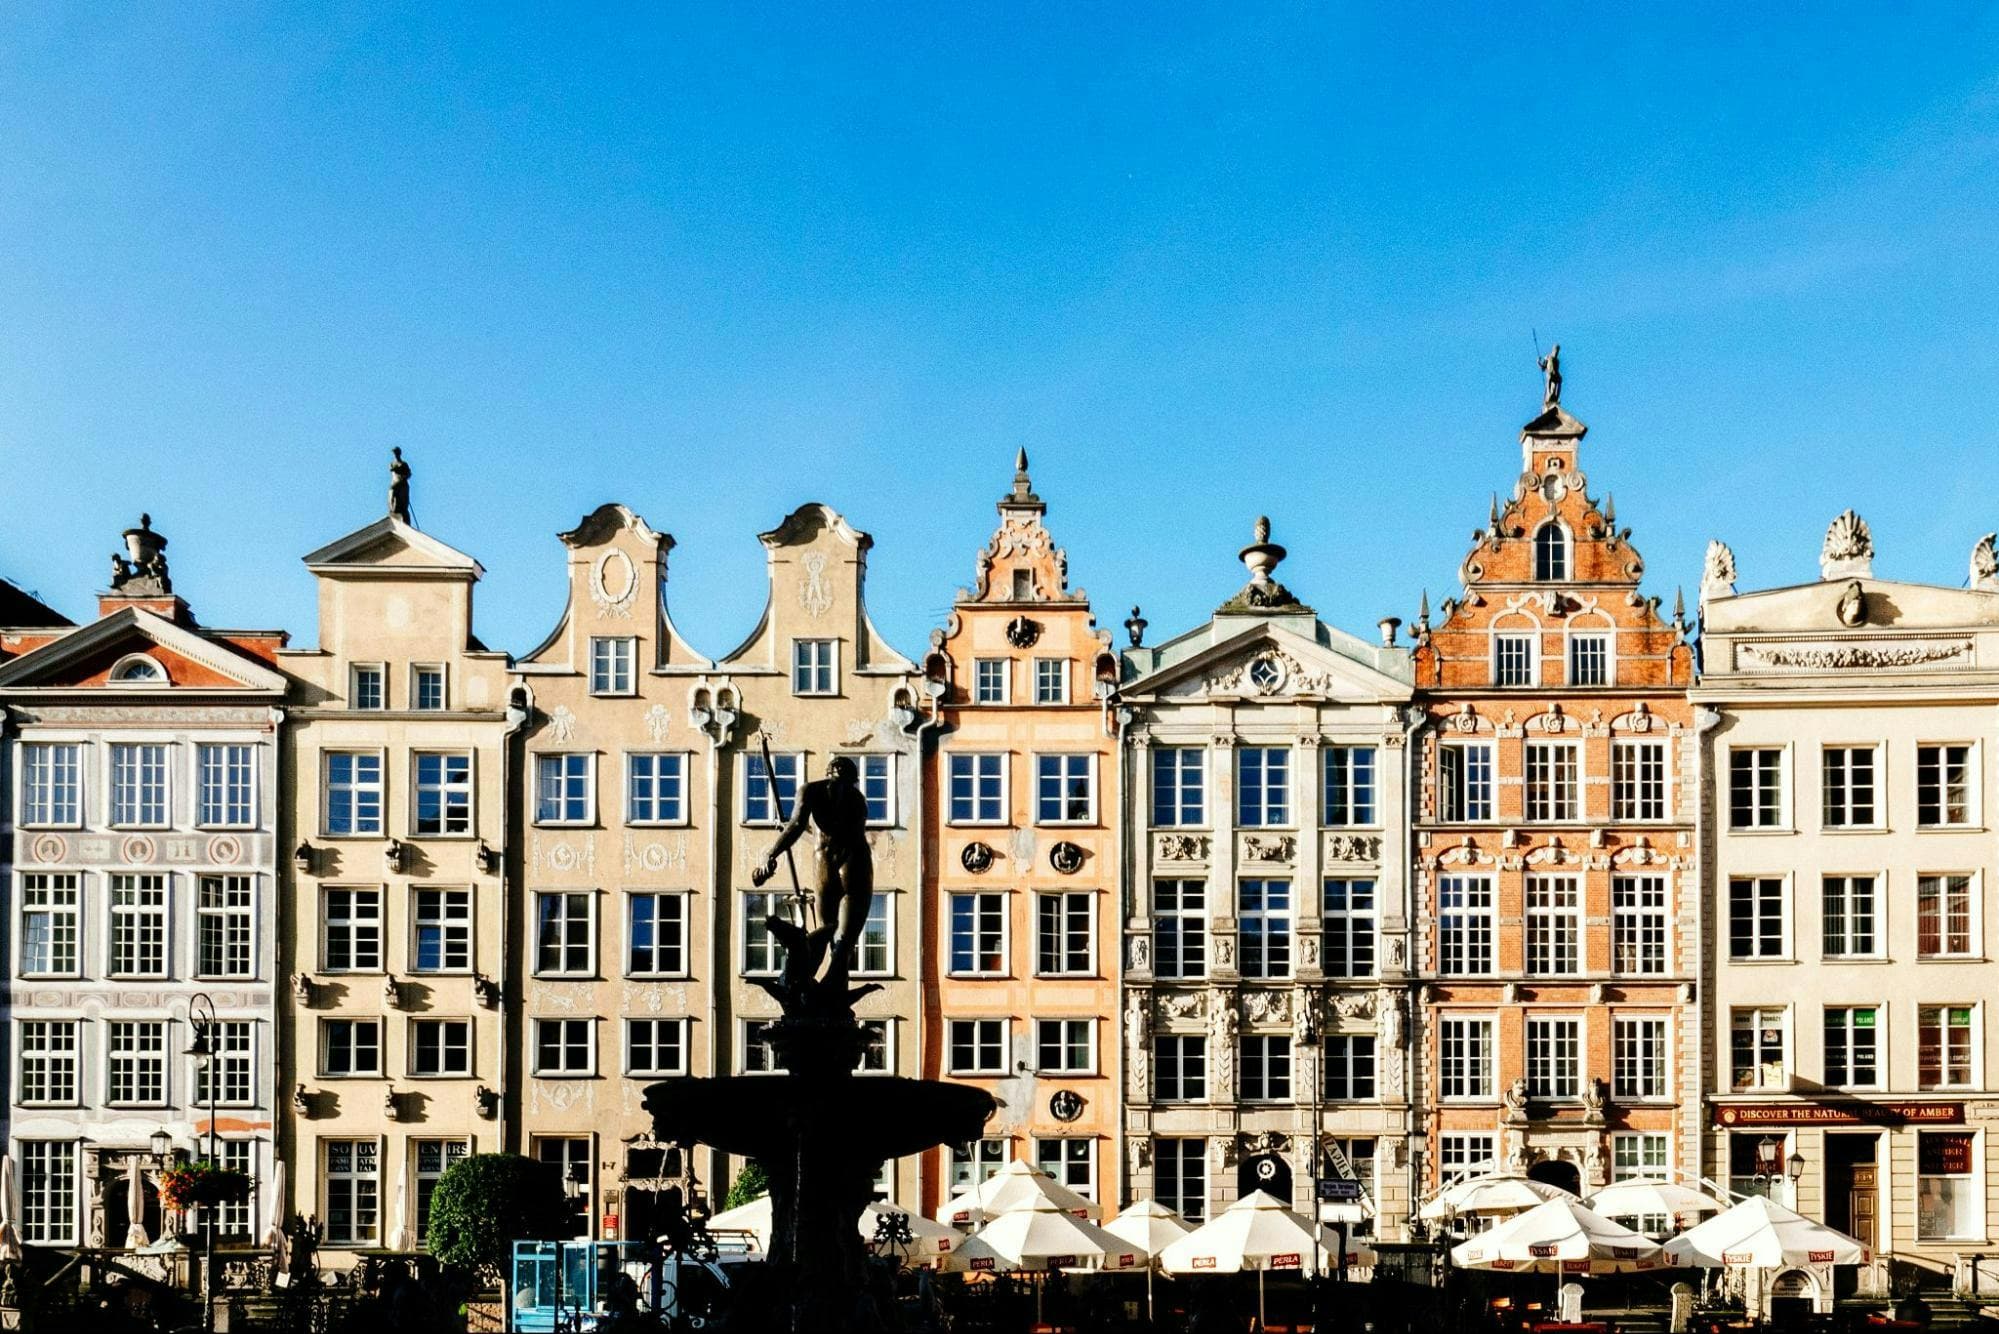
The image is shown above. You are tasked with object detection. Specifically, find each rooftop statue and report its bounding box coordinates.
[388,447,412,522]
[1538,343,1562,408]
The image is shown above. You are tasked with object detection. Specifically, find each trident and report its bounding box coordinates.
[753,730,814,927]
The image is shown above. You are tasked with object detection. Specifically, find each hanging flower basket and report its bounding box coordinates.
[158,1161,252,1211]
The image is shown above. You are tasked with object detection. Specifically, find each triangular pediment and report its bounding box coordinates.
[0,608,287,693]
[1129,620,1411,703]
[302,517,483,577]
[1521,404,1588,439]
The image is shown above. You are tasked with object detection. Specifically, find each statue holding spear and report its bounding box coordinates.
[751,738,875,989]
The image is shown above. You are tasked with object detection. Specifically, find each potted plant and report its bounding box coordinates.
[158,1159,253,1212]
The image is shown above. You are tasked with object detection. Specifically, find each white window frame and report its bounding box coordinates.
[1526,1014,1582,1099]
[1918,1003,1979,1091]
[626,890,688,978]
[322,750,385,837]
[1323,1033,1377,1101]
[1612,874,1669,976]
[195,873,256,980]
[349,663,386,711]
[411,750,474,837]
[1153,1035,1208,1102]
[1917,872,1980,959]
[1235,746,1292,827]
[533,752,596,827]
[853,889,893,978]
[1567,630,1611,687]
[1613,1014,1670,1102]
[972,658,1009,705]
[589,636,637,697]
[742,751,802,826]
[1917,742,1979,829]
[18,872,82,979]
[946,1018,1008,1076]
[1237,878,1292,980]
[1322,745,1378,827]
[408,1017,474,1078]
[946,752,1007,825]
[1152,746,1207,828]
[1033,753,1095,825]
[1153,1138,1208,1223]
[410,888,474,974]
[1493,632,1537,687]
[1323,878,1376,980]
[1240,1034,1293,1103]
[1438,741,1494,823]
[624,752,690,826]
[1821,874,1881,960]
[1729,1006,1790,1091]
[196,743,258,829]
[322,1139,381,1246]
[1437,875,1495,976]
[192,1019,255,1107]
[106,1019,169,1107]
[1822,744,1882,830]
[790,638,838,696]
[1524,740,1580,823]
[108,741,170,829]
[17,1020,80,1106]
[19,1140,78,1245]
[1032,657,1069,705]
[1612,739,1668,823]
[1034,891,1094,978]
[532,890,596,978]
[108,872,170,980]
[1153,879,1207,981]
[1728,875,1790,961]
[741,891,801,978]
[411,663,447,711]
[1525,875,1582,977]
[1822,1004,1881,1091]
[947,891,1008,978]
[322,887,383,973]
[19,742,83,828]
[1033,1138,1095,1200]
[532,1017,596,1077]
[624,1017,689,1077]
[1729,746,1789,831]
[1438,1015,1495,1101]
[859,753,897,827]
[320,1017,384,1077]
[1033,1017,1095,1075]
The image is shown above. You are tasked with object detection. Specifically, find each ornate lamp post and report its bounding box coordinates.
[185,993,219,1334]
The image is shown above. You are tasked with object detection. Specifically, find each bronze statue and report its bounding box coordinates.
[388,447,412,522]
[1538,343,1562,408]
[754,755,874,985]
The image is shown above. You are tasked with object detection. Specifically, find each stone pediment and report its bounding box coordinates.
[302,516,483,576]
[1145,624,1407,703]
[0,608,287,694]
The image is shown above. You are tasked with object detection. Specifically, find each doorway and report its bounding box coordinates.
[1825,1134,1879,1296]
[1528,1158,1582,1197]
[1239,1151,1292,1203]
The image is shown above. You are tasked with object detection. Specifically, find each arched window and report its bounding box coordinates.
[1534,523,1569,581]
[109,654,165,685]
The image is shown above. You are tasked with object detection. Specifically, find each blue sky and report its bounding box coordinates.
[4,5,1998,656]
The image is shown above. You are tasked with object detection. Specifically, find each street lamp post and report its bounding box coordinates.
[185,993,218,1334]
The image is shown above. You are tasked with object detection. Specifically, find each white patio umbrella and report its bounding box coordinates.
[386,1159,411,1252]
[1586,1180,1726,1232]
[1420,1173,1579,1221]
[124,1158,150,1248]
[936,1160,1103,1225]
[1664,1196,1870,1269]
[1159,1190,1336,1329]
[0,1154,23,1262]
[262,1161,289,1274]
[953,1197,1144,1325]
[705,1194,964,1265]
[1101,1199,1193,1323]
[1451,1198,1669,1275]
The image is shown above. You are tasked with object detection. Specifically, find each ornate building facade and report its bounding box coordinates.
[510,503,717,1241]
[0,520,288,1251]
[277,464,522,1260]
[917,454,1122,1215]
[1695,518,1999,1293]
[1408,381,1700,1210]
[1118,520,1416,1232]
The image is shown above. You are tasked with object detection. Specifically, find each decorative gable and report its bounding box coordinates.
[0,608,287,694]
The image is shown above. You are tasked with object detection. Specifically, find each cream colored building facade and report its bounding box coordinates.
[278,489,521,1260]
[1697,517,1999,1296]
[510,503,718,1240]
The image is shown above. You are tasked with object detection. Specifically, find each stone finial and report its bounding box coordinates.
[1672,587,1687,633]
[1972,533,1998,591]
[1701,540,1737,602]
[110,514,172,596]
[388,447,413,523]
[1000,447,1041,509]
[1820,509,1873,581]
[1217,516,1307,614]
[1124,605,1148,648]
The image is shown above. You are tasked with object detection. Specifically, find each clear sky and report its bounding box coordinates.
[4,5,1998,657]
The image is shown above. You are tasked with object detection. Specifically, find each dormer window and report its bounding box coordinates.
[109,654,166,686]
[351,665,385,711]
[1012,569,1033,600]
[1534,524,1569,582]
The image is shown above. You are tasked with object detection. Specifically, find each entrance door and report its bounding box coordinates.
[1825,1134,1879,1298]
[1240,1152,1292,1203]
[1848,1165,1878,1249]
[1527,1159,1582,1197]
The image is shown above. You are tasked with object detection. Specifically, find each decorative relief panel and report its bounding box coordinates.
[533,834,597,875]
[1324,833,1381,863]
[623,834,687,875]
[1240,833,1295,864]
[1735,639,1973,672]
[1154,833,1210,862]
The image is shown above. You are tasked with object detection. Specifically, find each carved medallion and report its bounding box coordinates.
[1248,655,1285,693]
[1049,841,1084,874]
[29,833,66,864]
[1049,1090,1084,1123]
[121,835,156,865]
[206,835,243,865]
[591,549,638,618]
[961,842,994,874]
[1006,615,1041,648]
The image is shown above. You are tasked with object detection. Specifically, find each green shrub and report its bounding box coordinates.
[723,1160,770,1211]
[424,1153,569,1277]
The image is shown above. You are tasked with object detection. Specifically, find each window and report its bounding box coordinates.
[1613,1132,1672,1230]
[1535,523,1568,581]
[534,892,594,976]
[949,892,1006,975]
[973,658,1008,704]
[1613,741,1666,821]
[535,1138,592,1237]
[412,889,472,972]
[947,1019,1006,1075]
[1154,1139,1207,1223]
[858,1019,891,1074]
[410,1019,472,1076]
[1728,877,1786,959]
[1524,742,1579,822]
[414,753,473,835]
[534,1018,594,1075]
[855,892,892,976]
[1033,658,1068,704]
[1236,747,1291,826]
[1918,744,1975,827]
[949,1138,1010,1195]
[1823,1007,1879,1088]
[1822,746,1878,828]
[1730,749,1784,829]
[626,753,686,824]
[350,664,385,710]
[21,743,81,826]
[1036,893,1092,976]
[1323,1034,1376,1100]
[591,637,636,695]
[1494,633,1535,686]
[947,753,1005,824]
[1569,633,1609,687]
[1440,1133,1498,1184]
[1918,1132,1979,1240]
[1918,874,1975,958]
[1241,1035,1292,1102]
[1154,1036,1207,1101]
[1730,1008,1787,1090]
[1613,876,1667,975]
[20,1141,77,1245]
[743,751,802,824]
[1614,1016,1668,1100]
[1439,1017,1495,1099]
[19,873,80,977]
[742,891,800,976]
[1154,880,1206,980]
[1323,880,1376,979]
[1439,743,1493,822]
[742,1019,785,1074]
[1152,748,1205,827]
[197,874,254,978]
[1526,1017,1581,1098]
[1034,1139,1093,1199]
[1438,876,1495,976]
[325,753,384,835]
[413,666,446,711]
[1919,1006,1976,1089]
[1822,876,1878,958]
[324,1140,380,1245]
[626,1018,687,1076]
[1526,877,1581,976]
[110,743,168,826]
[109,873,168,978]
[108,1021,167,1105]
[628,893,686,976]
[1238,880,1292,979]
[194,1020,254,1105]
[322,1018,382,1076]
[791,639,836,695]
[323,889,382,971]
[1323,746,1377,826]
[859,754,894,825]
[197,744,256,827]
[17,1021,78,1105]
[414,1140,469,1237]
[1035,1019,1093,1074]
[1035,754,1093,823]
[534,754,593,825]
[216,1139,254,1239]
[1728,1131,1783,1200]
